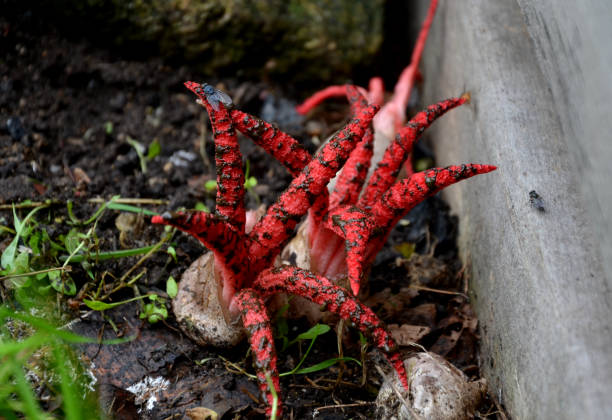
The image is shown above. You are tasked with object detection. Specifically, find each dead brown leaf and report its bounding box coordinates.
[388,324,430,346]
[186,407,218,420]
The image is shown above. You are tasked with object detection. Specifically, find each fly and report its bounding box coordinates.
[529,190,545,212]
[200,83,233,111]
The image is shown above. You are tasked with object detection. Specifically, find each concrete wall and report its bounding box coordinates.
[414,1,612,418]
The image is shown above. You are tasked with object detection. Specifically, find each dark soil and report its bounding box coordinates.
[1,6,504,420]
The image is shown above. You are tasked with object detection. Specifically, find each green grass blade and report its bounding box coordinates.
[289,357,361,375]
[60,244,158,263]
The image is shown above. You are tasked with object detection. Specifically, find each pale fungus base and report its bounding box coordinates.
[172,252,245,347]
[376,352,486,420]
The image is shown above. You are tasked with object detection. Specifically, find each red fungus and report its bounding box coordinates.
[153,82,404,417]
[153,1,497,416]
[154,78,496,416]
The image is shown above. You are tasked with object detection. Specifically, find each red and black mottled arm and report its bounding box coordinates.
[247,103,379,274]
[231,288,281,418]
[323,205,374,296]
[185,81,246,232]
[254,266,409,390]
[151,211,248,295]
[366,164,497,262]
[230,109,312,177]
[330,86,375,208]
[359,95,469,208]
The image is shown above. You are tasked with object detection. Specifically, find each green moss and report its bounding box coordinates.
[46,0,384,84]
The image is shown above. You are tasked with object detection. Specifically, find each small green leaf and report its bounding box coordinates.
[50,271,63,293]
[140,302,168,323]
[64,228,82,254]
[147,139,161,160]
[294,323,330,342]
[167,246,177,263]
[13,252,30,274]
[49,271,76,295]
[244,176,257,189]
[127,136,147,173]
[28,230,42,254]
[7,252,31,287]
[48,269,60,284]
[359,331,367,347]
[394,242,416,259]
[194,202,210,212]
[62,275,77,295]
[166,276,178,298]
[12,205,23,233]
[1,237,18,270]
[104,121,114,135]
[204,180,217,192]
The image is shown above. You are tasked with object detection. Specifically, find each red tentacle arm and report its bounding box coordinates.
[151,212,247,305]
[311,87,373,273]
[230,109,312,177]
[359,95,469,208]
[330,86,375,208]
[373,0,439,139]
[368,77,384,107]
[323,206,375,296]
[184,81,246,232]
[330,128,374,208]
[295,85,370,115]
[254,266,409,390]
[231,289,281,418]
[247,104,380,273]
[366,164,497,262]
[296,85,346,115]
[346,85,370,115]
[310,85,369,230]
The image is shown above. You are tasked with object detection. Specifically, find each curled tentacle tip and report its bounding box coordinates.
[460,92,471,103]
[151,211,175,224]
[184,81,200,91]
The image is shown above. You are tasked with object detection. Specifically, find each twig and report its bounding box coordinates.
[88,197,168,205]
[408,284,469,298]
[117,233,170,284]
[218,355,257,379]
[315,401,374,411]
[0,200,61,210]
[0,266,72,282]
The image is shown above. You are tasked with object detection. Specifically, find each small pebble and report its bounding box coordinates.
[169,150,197,168]
[6,117,25,141]
[109,92,126,110]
